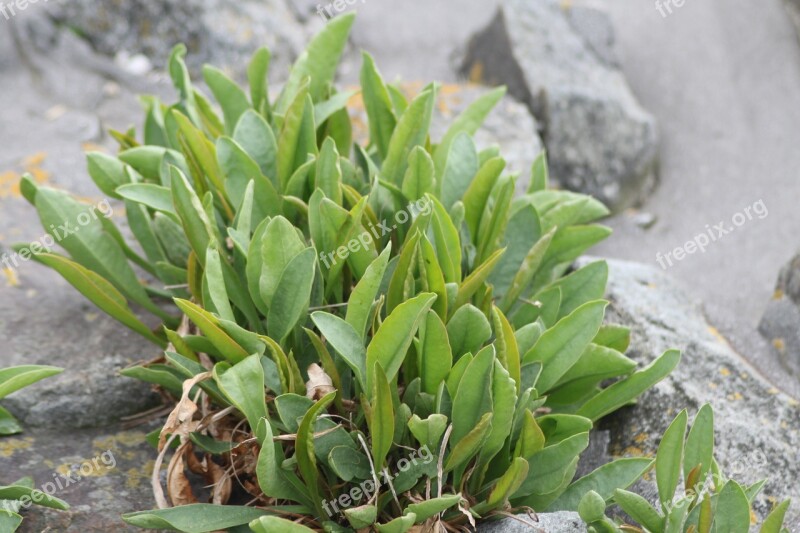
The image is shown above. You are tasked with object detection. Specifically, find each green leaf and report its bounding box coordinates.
[546,260,609,319]
[250,516,317,533]
[268,248,316,341]
[434,86,505,176]
[174,299,249,363]
[214,354,268,442]
[656,410,688,513]
[524,300,608,392]
[463,157,505,240]
[277,87,317,190]
[256,420,309,505]
[418,310,452,394]
[381,88,435,185]
[451,347,495,443]
[528,151,549,193]
[296,391,337,517]
[311,311,367,391]
[346,244,391,339]
[401,147,435,201]
[369,363,395,468]
[498,227,555,313]
[366,293,437,390]
[170,166,217,266]
[454,247,505,309]
[760,499,791,533]
[203,65,251,134]
[276,13,355,112]
[407,414,448,450]
[123,504,268,532]
[439,132,479,210]
[0,483,68,511]
[716,481,751,533]
[444,412,493,472]
[328,446,371,481]
[576,349,682,421]
[87,152,134,199]
[406,494,463,523]
[0,510,22,531]
[428,195,462,283]
[0,406,23,436]
[360,52,397,160]
[233,110,278,186]
[548,458,654,512]
[684,403,714,484]
[259,216,307,309]
[614,489,665,532]
[345,505,378,529]
[375,513,417,533]
[514,432,590,498]
[479,360,517,466]
[247,47,271,117]
[0,366,60,399]
[33,253,164,345]
[483,457,530,511]
[446,304,491,359]
[491,306,521,391]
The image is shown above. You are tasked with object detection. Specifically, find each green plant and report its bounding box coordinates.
[18,14,683,532]
[0,365,68,531]
[579,405,791,533]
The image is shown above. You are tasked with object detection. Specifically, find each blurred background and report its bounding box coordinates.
[3,0,800,529]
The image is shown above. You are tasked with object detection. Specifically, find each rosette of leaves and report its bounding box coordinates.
[0,365,68,531]
[579,405,791,533]
[18,15,682,533]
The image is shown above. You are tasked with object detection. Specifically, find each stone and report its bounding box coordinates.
[2,425,160,532]
[43,0,310,80]
[477,512,586,532]
[758,253,800,375]
[584,257,800,528]
[459,0,658,211]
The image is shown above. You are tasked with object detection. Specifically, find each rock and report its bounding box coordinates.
[44,0,310,80]
[758,253,800,375]
[477,512,586,532]
[586,257,800,528]
[3,425,160,532]
[459,0,658,211]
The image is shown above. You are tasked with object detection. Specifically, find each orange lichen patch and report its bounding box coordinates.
[707,326,727,344]
[346,88,364,110]
[468,61,484,83]
[2,267,19,287]
[0,171,21,198]
[634,433,648,444]
[740,371,749,380]
[727,392,743,401]
[82,142,108,153]
[719,367,731,377]
[0,437,34,458]
[773,289,785,300]
[773,338,786,352]
[708,382,718,390]
[22,152,47,168]
[768,387,780,395]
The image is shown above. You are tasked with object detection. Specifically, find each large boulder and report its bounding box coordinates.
[43,0,310,79]
[592,257,800,528]
[459,0,658,211]
[759,253,800,375]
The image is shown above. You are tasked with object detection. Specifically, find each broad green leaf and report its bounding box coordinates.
[439,132,479,210]
[545,260,609,319]
[498,227,555,313]
[463,157,505,240]
[256,420,310,505]
[259,216,307,309]
[33,253,164,345]
[479,360,517,466]
[515,432,590,497]
[444,412,493,473]
[172,111,230,209]
[346,244,391,339]
[345,505,378,529]
[203,247,235,322]
[268,248,316,341]
[360,52,396,160]
[277,88,317,190]
[406,494,463,523]
[492,307,521,391]
[446,304,491,359]
[528,151,549,193]
[428,195,462,283]
[716,481,751,533]
[87,152,133,199]
[0,483,69,510]
[548,458,654,512]
[170,166,218,266]
[233,110,278,186]
[203,65,251,133]
[0,406,23,436]
[328,446,371,482]
[476,176,514,263]
[214,354,268,442]
[369,363,395,468]
[311,311,367,391]
[418,310,452,394]
[483,457,530,511]
[656,410,688,513]
[514,410,545,459]
[296,391,337,517]
[123,504,268,532]
[375,513,417,533]
[247,47,271,117]
[366,293,436,390]
[116,183,177,217]
[407,414,448,450]
[684,403,714,483]
[250,516,316,533]
[593,325,631,352]
[614,489,665,532]
[401,147,435,201]
[451,346,495,443]
[217,136,280,223]
[454,248,505,309]
[576,349,681,421]
[524,300,608,392]
[381,88,435,186]
[174,299,249,363]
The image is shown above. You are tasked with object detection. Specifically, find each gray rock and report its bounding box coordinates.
[759,253,800,376]
[44,0,309,80]
[587,257,800,528]
[459,0,658,211]
[478,512,586,532]
[3,425,160,532]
